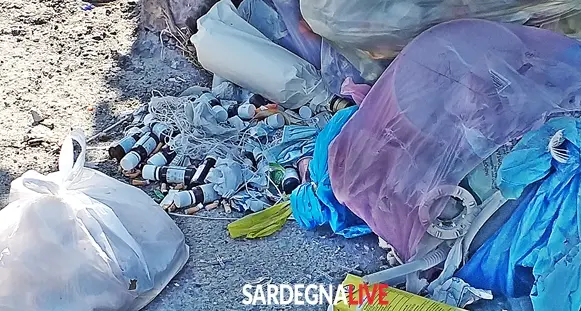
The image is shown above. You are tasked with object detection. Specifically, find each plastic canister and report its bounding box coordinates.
[264,113,285,129]
[142,164,195,184]
[147,144,177,166]
[282,167,300,194]
[238,103,256,120]
[120,133,159,171]
[191,155,217,186]
[174,184,219,208]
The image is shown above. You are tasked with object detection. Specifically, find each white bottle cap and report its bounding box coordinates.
[237,103,256,120]
[142,164,159,180]
[120,152,141,171]
[228,116,246,130]
[298,106,313,119]
[265,113,285,129]
[212,105,228,123]
[174,191,194,208]
[143,114,155,126]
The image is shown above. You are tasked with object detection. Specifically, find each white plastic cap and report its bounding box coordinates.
[237,104,256,120]
[266,113,285,129]
[212,105,228,123]
[174,191,194,208]
[120,152,141,171]
[141,164,158,180]
[299,106,313,119]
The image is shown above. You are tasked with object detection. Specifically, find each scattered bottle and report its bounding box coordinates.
[142,165,196,184]
[237,103,256,120]
[248,94,267,108]
[282,167,300,194]
[211,105,228,122]
[191,155,217,186]
[120,133,159,171]
[197,91,221,107]
[262,113,285,129]
[174,184,220,208]
[150,122,172,143]
[108,126,149,162]
[298,106,313,120]
[147,144,177,166]
[329,96,355,113]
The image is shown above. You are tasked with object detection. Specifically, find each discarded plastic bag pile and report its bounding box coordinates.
[328,19,581,261]
[300,0,581,82]
[457,118,581,311]
[0,131,189,311]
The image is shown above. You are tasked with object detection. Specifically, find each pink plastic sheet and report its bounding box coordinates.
[328,19,581,261]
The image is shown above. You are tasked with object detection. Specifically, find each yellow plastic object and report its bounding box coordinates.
[333,274,465,311]
[227,202,292,239]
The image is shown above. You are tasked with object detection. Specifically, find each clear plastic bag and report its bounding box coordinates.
[327,20,581,261]
[301,0,581,82]
[0,130,189,311]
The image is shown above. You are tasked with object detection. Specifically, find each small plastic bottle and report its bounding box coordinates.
[142,165,196,184]
[147,145,177,166]
[329,96,355,113]
[237,103,256,120]
[174,184,219,208]
[262,113,285,129]
[197,91,221,107]
[298,106,313,120]
[120,133,159,171]
[108,126,149,162]
[150,122,172,143]
[282,167,300,194]
[191,155,217,186]
[248,94,267,108]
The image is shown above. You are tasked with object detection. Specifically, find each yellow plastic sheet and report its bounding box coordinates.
[227,202,292,239]
[333,274,465,311]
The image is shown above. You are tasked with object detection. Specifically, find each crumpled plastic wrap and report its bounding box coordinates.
[327,19,581,261]
[301,0,581,82]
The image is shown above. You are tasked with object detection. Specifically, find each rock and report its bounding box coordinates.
[31,110,44,126]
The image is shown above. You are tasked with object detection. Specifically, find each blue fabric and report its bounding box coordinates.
[457,117,581,311]
[290,106,371,238]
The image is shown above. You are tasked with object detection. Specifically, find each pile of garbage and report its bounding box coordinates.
[4,0,581,310]
[111,0,581,310]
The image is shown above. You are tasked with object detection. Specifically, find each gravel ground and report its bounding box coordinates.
[0,0,384,310]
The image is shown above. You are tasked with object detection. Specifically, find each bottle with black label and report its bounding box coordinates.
[120,133,159,171]
[142,164,196,184]
[329,95,355,113]
[147,144,177,166]
[174,184,219,208]
[197,91,221,107]
[282,167,300,194]
[150,122,172,143]
[108,126,149,162]
[191,155,217,186]
[248,94,267,108]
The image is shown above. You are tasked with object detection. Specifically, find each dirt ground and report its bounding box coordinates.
[0,0,383,310]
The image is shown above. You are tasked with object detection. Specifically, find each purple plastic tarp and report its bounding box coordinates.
[328,19,581,261]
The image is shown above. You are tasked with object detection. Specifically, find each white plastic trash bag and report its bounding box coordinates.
[191,0,332,111]
[0,130,189,311]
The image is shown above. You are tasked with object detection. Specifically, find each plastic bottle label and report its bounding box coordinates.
[140,137,158,153]
[119,136,138,152]
[200,184,219,203]
[165,168,187,184]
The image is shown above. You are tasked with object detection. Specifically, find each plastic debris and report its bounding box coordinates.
[327,19,581,261]
[291,106,370,238]
[191,0,332,111]
[1,131,188,311]
[227,201,292,239]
